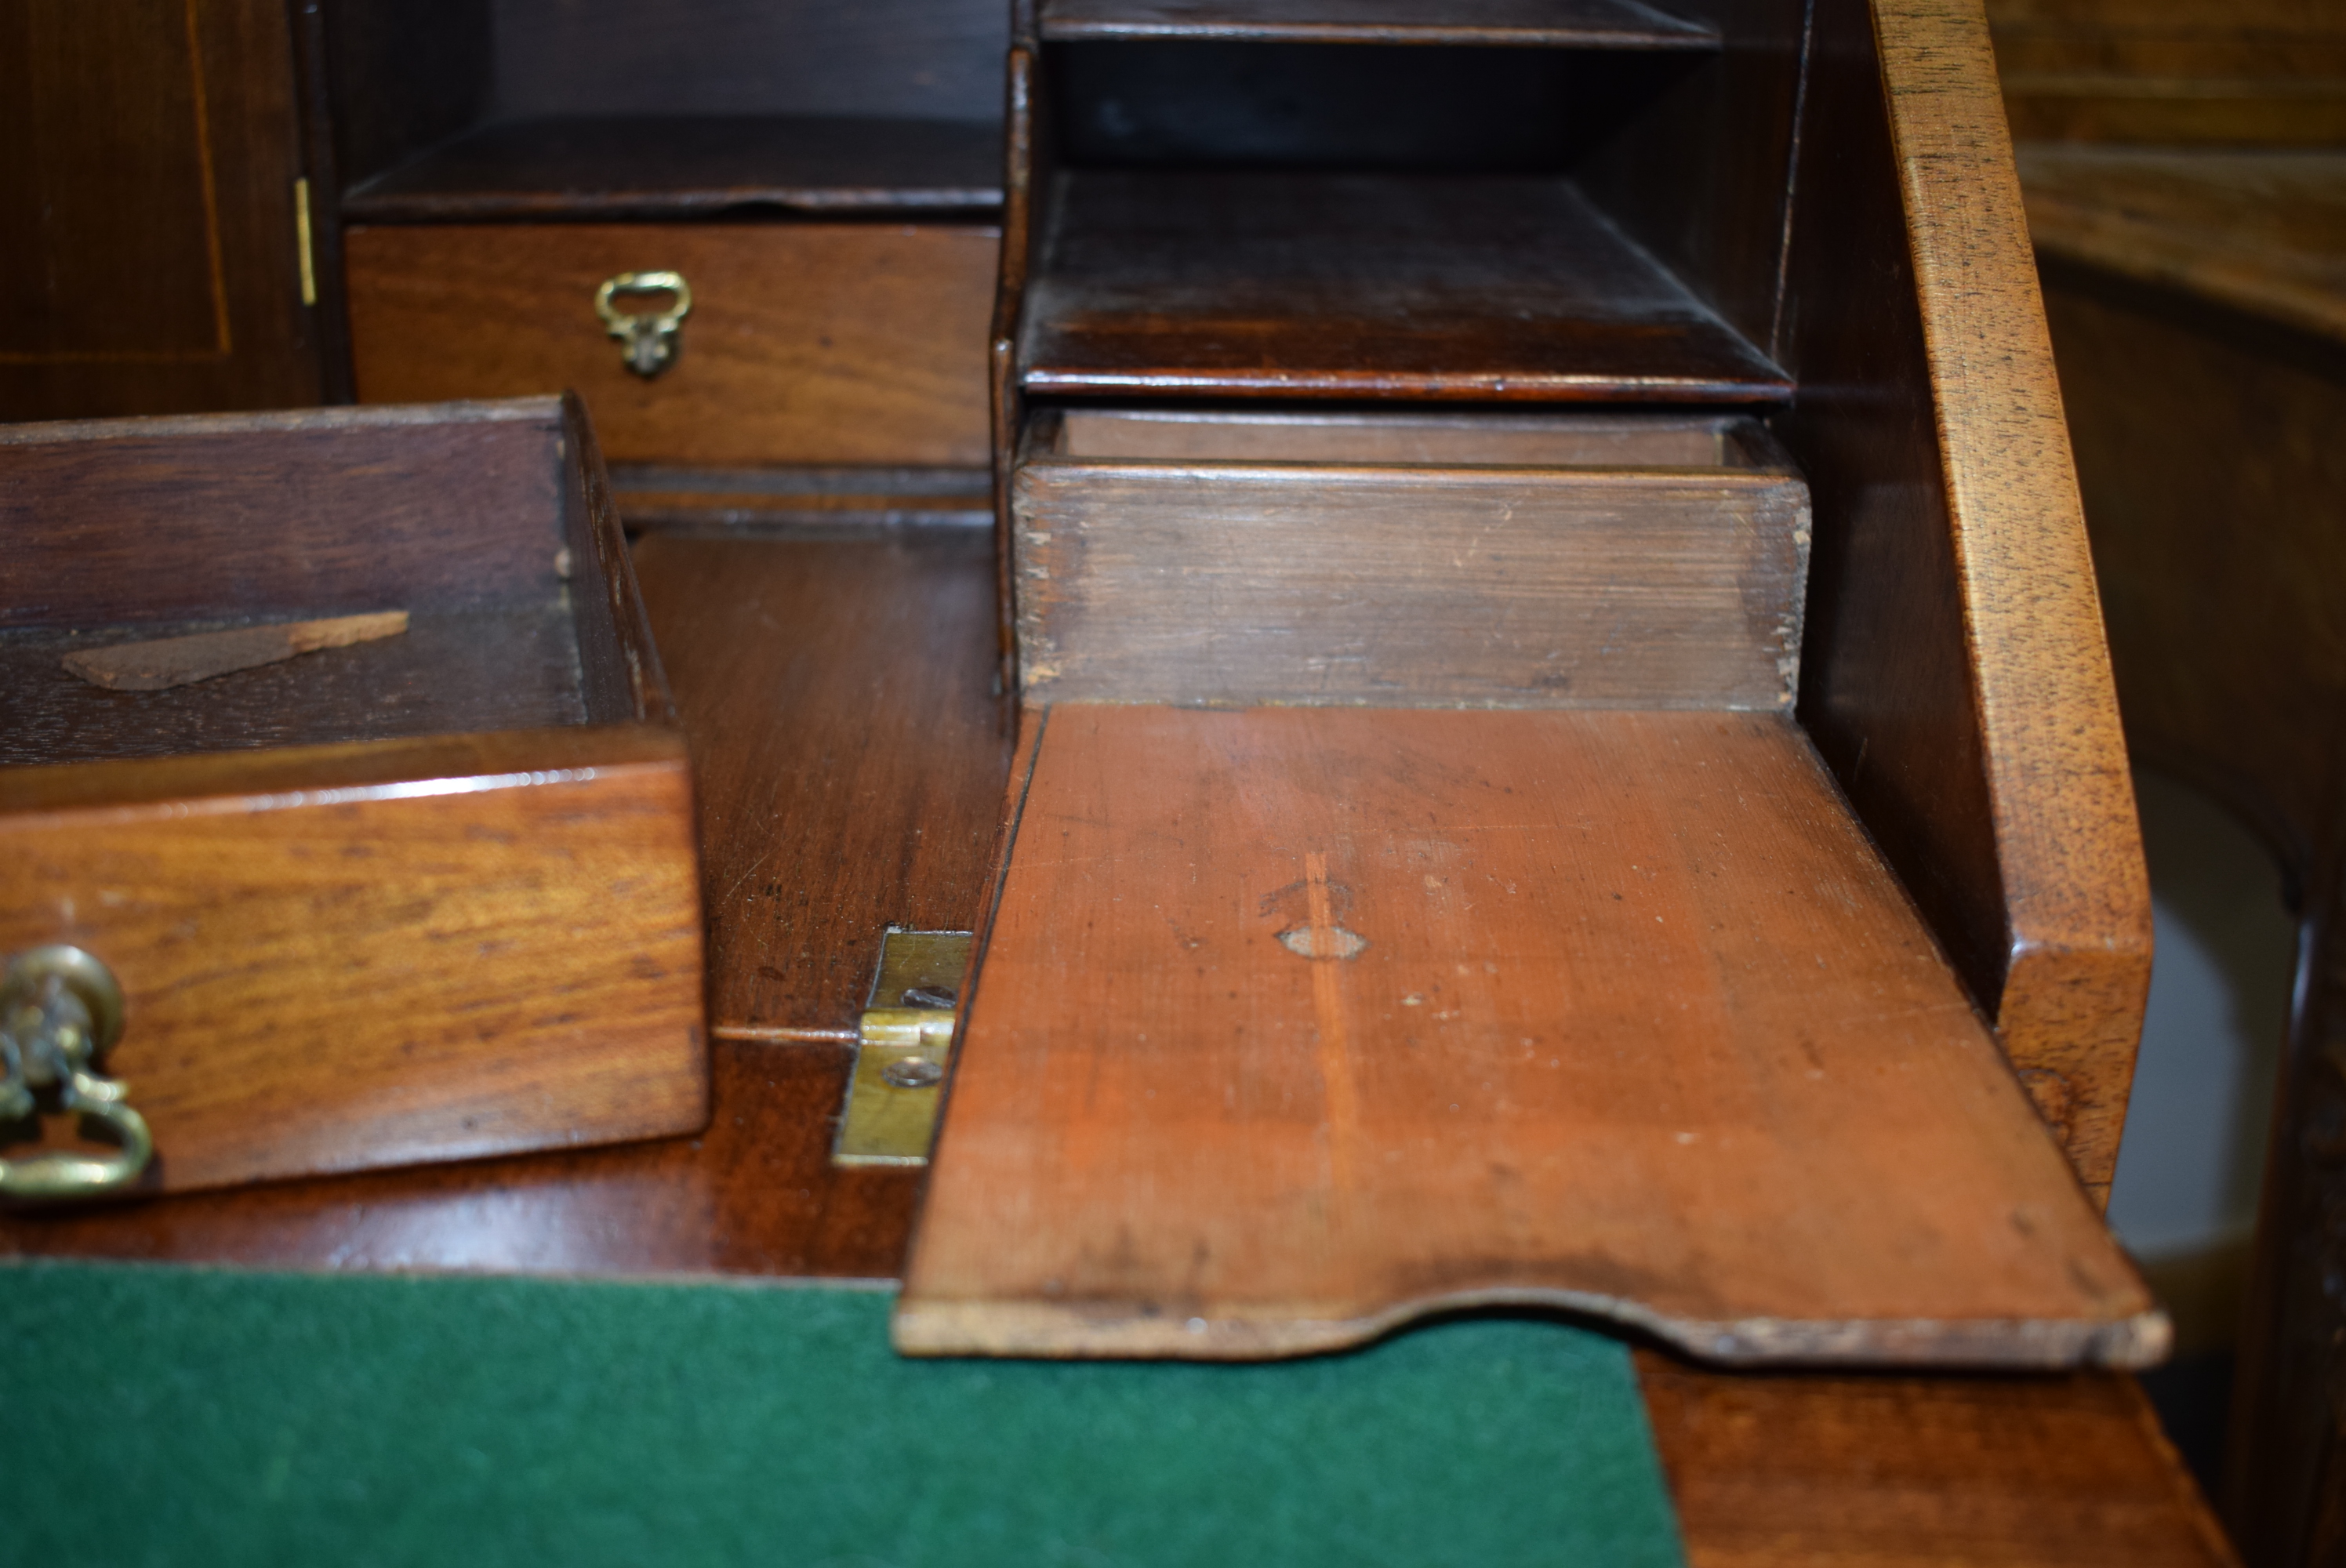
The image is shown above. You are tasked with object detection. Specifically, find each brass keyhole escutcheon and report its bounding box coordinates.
[595,270,692,379]
[0,946,153,1200]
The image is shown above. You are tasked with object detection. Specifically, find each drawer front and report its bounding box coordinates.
[1012,412,1812,710]
[347,223,997,467]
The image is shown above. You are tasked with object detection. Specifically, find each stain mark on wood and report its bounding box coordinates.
[62,611,411,691]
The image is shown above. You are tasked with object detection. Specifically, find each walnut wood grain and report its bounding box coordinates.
[0,0,321,419]
[346,223,997,467]
[1778,0,2150,1203]
[627,532,1014,1037]
[1017,171,1792,402]
[1035,0,1716,46]
[0,724,704,1194]
[898,705,2163,1365]
[343,114,1004,221]
[1639,1352,2240,1568]
[1011,409,1810,709]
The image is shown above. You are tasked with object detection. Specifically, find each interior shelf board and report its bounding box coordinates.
[1037,0,1718,48]
[1019,172,1792,401]
[898,705,2163,1366]
[342,115,1004,223]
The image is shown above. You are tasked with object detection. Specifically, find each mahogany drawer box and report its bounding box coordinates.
[344,223,999,468]
[0,397,706,1198]
[1011,408,1810,709]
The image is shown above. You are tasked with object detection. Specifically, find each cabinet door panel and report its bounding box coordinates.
[0,0,320,418]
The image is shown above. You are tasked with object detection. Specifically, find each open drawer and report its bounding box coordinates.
[897,408,2164,1368]
[0,398,706,1198]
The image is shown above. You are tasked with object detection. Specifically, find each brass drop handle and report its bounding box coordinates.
[0,946,153,1200]
[594,270,692,379]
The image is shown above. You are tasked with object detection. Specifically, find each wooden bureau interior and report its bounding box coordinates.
[7,0,2161,1373]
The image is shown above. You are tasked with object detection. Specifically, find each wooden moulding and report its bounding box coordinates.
[0,397,706,1196]
[1013,408,1810,709]
[1872,0,2155,1200]
[897,705,2166,1367]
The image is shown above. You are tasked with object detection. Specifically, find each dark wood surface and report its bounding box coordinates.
[0,401,568,630]
[1017,171,1792,401]
[0,605,583,766]
[1011,409,1810,708]
[1774,0,2150,1205]
[1572,0,1810,359]
[899,704,2161,1365]
[2034,242,2346,1568]
[347,223,997,467]
[630,532,1014,1039]
[0,0,321,419]
[2021,145,2346,351]
[488,0,1011,126]
[1035,0,1716,46]
[1640,1352,2238,1567]
[1987,0,2346,148]
[343,115,1004,221]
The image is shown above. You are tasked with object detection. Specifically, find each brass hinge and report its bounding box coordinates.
[831,928,972,1167]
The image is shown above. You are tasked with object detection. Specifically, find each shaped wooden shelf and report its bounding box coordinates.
[1035,0,1716,48]
[342,114,1004,223]
[1018,171,1792,401]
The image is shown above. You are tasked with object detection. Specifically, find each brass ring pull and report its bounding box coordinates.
[594,270,692,379]
[0,946,153,1200]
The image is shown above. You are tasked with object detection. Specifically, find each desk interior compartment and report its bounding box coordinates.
[0,397,706,1197]
[902,405,2165,1370]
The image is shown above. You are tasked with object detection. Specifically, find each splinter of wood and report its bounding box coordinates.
[63,611,411,691]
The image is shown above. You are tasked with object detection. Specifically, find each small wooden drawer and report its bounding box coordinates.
[1011,408,1811,709]
[347,223,998,468]
[0,397,706,1198]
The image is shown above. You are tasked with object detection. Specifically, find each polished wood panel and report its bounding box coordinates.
[343,115,1003,222]
[0,0,320,417]
[630,532,1014,1037]
[0,726,703,1195]
[1640,1352,2239,1568]
[1778,0,2150,1202]
[347,223,998,467]
[899,706,2161,1364]
[1036,0,1716,46]
[1011,410,1810,708]
[1018,171,1791,401]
